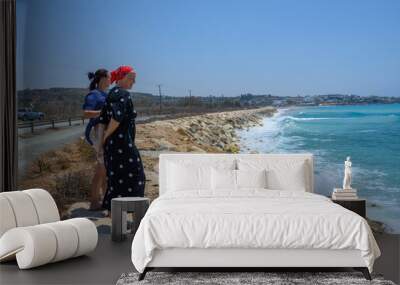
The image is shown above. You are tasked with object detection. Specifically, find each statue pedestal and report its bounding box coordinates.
[332,188,358,200]
[334,188,357,193]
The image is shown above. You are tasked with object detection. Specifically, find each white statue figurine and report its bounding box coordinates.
[343,156,352,190]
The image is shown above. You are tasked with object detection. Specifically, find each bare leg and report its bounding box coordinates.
[90,163,106,210]
[101,166,107,198]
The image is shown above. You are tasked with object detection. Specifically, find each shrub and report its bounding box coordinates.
[53,169,91,205]
[31,156,52,174]
[77,139,96,162]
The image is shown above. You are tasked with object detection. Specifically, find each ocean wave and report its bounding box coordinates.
[310,138,334,142]
[387,114,400,119]
[280,116,333,122]
[279,113,399,124]
[357,129,377,133]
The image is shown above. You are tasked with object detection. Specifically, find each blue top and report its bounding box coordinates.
[82,89,107,145]
[83,89,107,111]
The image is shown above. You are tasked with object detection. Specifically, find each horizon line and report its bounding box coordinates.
[16,87,400,98]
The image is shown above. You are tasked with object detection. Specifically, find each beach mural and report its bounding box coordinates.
[16,0,400,234]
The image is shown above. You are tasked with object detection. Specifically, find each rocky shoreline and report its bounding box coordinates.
[138,107,275,152]
[134,106,276,200]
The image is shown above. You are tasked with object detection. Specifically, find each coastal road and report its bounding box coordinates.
[18,121,87,178]
[18,119,85,135]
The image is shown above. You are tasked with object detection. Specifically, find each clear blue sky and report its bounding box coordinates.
[17,0,400,97]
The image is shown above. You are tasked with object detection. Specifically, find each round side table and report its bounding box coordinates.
[111,197,150,242]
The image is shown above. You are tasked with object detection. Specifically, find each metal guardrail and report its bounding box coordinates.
[18,117,86,133]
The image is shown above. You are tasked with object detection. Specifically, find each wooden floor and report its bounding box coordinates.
[0,233,399,285]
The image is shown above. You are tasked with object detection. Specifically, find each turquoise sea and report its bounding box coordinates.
[238,104,400,233]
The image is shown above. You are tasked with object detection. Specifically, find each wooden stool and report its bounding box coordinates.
[111,197,149,242]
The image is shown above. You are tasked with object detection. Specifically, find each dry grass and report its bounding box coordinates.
[31,156,52,174]
[19,138,96,212]
[53,169,92,205]
[76,139,96,162]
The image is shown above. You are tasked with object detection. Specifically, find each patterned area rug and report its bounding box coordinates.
[116,271,395,285]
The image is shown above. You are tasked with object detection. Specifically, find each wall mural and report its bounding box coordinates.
[17,0,400,234]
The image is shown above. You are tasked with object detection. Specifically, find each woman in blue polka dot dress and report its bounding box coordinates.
[100,66,145,210]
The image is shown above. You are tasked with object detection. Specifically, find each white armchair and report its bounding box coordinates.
[0,188,98,269]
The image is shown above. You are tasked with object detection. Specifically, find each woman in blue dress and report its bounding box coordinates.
[100,66,146,210]
[82,69,110,210]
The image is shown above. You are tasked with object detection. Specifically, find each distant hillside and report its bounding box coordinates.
[17,88,155,119]
[18,88,86,118]
[17,88,247,119]
[19,88,397,120]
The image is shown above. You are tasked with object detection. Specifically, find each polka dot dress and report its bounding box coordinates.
[99,86,146,210]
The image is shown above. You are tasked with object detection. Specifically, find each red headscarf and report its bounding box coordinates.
[110,66,135,83]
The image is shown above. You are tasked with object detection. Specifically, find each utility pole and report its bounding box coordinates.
[157,84,162,114]
[189,89,192,112]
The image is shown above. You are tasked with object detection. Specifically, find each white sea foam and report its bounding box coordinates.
[357,129,377,133]
[283,116,335,121]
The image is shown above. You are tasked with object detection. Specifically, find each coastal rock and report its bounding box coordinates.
[224,144,240,153]
[188,145,207,153]
[66,201,90,217]
[367,218,386,234]
[157,139,176,151]
[64,201,111,233]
